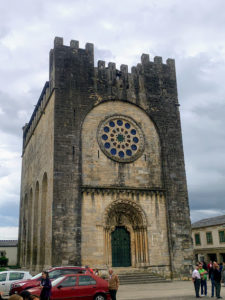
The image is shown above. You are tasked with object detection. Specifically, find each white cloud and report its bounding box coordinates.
[0,0,225,228]
[0,227,18,240]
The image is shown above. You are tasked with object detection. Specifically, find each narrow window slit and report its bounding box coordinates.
[72,146,75,160]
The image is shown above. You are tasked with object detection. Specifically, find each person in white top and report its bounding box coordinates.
[192,263,201,298]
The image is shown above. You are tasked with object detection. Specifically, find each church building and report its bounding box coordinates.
[18,37,193,278]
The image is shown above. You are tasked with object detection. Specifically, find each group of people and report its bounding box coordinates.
[0,271,51,300]
[192,261,225,298]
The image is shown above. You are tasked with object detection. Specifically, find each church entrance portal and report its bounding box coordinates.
[111,226,131,267]
[104,199,149,267]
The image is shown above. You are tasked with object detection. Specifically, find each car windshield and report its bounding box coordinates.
[52,276,65,287]
[32,273,42,279]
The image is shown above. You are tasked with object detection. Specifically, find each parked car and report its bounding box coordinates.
[28,273,110,300]
[0,271,32,296]
[10,266,89,295]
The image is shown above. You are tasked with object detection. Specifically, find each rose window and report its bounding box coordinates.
[97,115,144,162]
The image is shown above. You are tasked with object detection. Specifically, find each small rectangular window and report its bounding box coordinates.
[60,276,76,287]
[219,231,225,243]
[206,232,213,244]
[195,233,201,245]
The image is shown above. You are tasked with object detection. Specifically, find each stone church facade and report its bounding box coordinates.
[18,37,193,278]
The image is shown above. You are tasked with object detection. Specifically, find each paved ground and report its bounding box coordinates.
[2,280,225,299]
[117,280,225,300]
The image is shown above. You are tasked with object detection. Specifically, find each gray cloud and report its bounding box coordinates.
[176,53,225,216]
[0,0,225,238]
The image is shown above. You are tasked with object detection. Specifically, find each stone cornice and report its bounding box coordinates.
[193,247,225,251]
[81,185,165,196]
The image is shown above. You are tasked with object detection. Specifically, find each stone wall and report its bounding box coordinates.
[19,91,55,270]
[81,191,170,274]
[82,101,162,188]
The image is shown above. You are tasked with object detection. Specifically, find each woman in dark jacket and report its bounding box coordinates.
[40,271,52,300]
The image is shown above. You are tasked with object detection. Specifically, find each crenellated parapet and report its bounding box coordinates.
[95,52,175,77]
[94,50,177,103]
[53,36,94,55]
[22,82,52,152]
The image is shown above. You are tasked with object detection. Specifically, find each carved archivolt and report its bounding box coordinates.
[103,199,149,266]
[103,199,147,228]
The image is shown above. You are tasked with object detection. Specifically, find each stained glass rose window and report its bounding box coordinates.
[97,115,144,162]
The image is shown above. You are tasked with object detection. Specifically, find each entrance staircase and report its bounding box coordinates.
[113,268,170,285]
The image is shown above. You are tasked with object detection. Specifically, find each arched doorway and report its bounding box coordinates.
[104,199,149,267]
[111,226,131,267]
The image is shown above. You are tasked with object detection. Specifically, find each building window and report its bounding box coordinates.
[195,233,201,245]
[219,231,225,243]
[206,232,213,244]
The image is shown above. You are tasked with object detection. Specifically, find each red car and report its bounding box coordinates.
[10,267,89,295]
[28,273,110,300]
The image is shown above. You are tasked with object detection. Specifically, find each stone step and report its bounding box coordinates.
[119,276,162,280]
[119,279,168,285]
[119,273,160,278]
[118,272,169,285]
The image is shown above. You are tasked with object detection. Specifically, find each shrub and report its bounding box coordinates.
[0,256,8,267]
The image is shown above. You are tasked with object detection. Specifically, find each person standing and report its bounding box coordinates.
[192,264,201,298]
[208,261,213,272]
[202,261,207,271]
[213,262,222,299]
[199,262,208,296]
[40,271,52,300]
[108,269,119,300]
[209,262,216,297]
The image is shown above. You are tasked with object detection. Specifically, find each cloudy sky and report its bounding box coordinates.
[0,0,225,239]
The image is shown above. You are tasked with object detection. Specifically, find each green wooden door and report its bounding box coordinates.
[111,226,131,267]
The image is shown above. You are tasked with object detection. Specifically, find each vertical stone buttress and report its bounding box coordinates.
[51,38,95,266]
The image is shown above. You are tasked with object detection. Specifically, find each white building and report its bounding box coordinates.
[0,240,18,266]
[192,215,225,263]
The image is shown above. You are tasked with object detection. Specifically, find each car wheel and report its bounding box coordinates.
[94,294,106,300]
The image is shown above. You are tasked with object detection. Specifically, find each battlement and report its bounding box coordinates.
[53,36,175,73]
[96,54,175,74]
[23,81,52,151]
[53,36,94,56]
